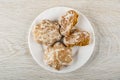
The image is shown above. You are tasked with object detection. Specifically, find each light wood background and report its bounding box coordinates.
[0,0,120,80]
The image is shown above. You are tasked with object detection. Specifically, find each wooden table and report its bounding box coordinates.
[0,0,120,80]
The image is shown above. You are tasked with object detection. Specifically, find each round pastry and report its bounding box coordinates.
[32,20,61,46]
[44,42,72,70]
[63,28,90,47]
[59,10,79,36]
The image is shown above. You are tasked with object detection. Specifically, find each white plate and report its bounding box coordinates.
[28,7,95,73]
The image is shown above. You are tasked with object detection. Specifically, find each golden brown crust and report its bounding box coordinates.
[59,10,79,36]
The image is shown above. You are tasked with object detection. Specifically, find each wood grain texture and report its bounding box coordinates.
[0,0,120,80]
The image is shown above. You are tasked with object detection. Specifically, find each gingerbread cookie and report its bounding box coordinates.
[33,20,61,46]
[59,10,79,36]
[44,42,72,70]
[63,28,90,47]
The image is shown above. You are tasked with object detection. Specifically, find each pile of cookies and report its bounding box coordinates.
[32,10,90,70]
